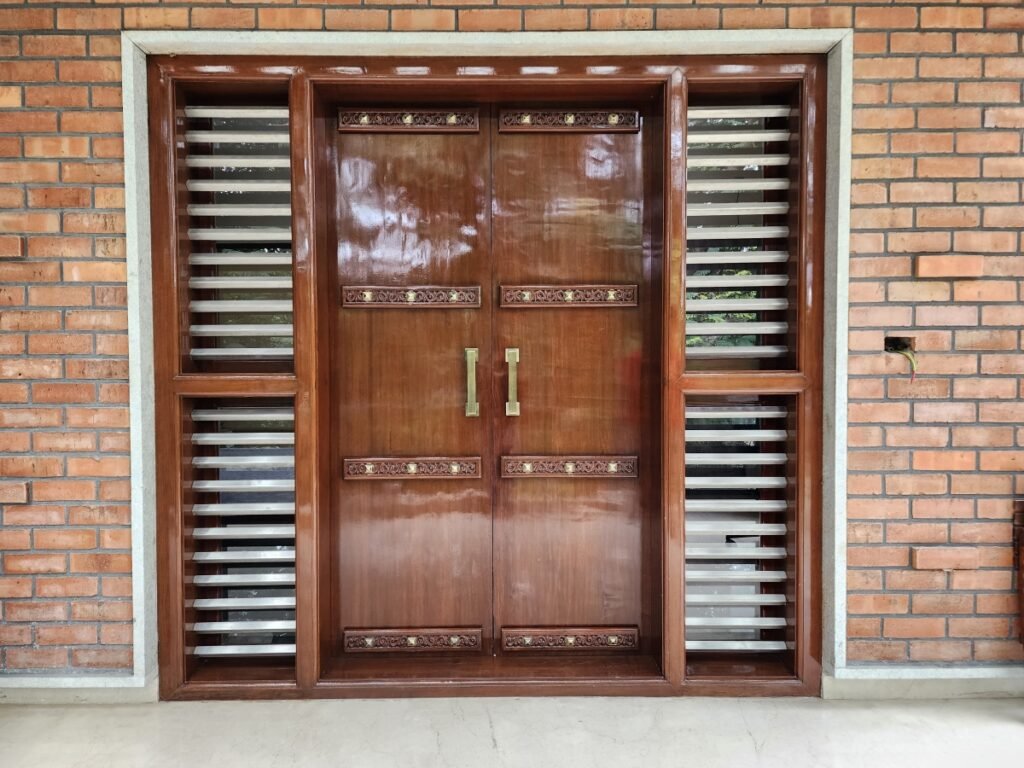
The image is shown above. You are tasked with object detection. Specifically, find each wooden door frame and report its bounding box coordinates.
[148,55,828,699]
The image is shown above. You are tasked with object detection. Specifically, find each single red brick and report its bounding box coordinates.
[883,617,946,638]
[973,641,1024,662]
[37,624,99,646]
[36,576,98,598]
[847,640,907,662]
[848,594,909,615]
[4,553,67,574]
[70,601,131,621]
[848,547,910,568]
[909,641,972,662]
[949,617,1011,638]
[192,8,257,29]
[70,553,132,573]
[71,648,131,669]
[921,7,984,29]
[124,7,189,29]
[5,601,68,622]
[655,9,719,30]
[912,594,975,614]
[721,8,785,29]
[886,570,948,591]
[957,32,1019,54]
[912,547,981,571]
[35,529,98,550]
[32,480,97,502]
[6,648,68,669]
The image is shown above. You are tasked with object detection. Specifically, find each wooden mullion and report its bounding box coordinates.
[662,69,687,687]
[290,68,324,692]
[171,374,298,397]
[678,371,809,394]
[151,62,188,699]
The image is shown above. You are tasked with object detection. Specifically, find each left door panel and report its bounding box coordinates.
[331,111,494,653]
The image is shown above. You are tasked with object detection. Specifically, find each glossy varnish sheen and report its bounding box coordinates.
[332,123,494,644]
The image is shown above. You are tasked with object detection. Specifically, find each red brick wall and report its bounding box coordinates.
[0,2,1022,674]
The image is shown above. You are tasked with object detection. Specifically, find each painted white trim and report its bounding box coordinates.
[821,31,853,678]
[824,668,1024,700]
[124,29,850,58]
[11,28,996,701]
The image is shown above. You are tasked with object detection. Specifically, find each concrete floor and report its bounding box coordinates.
[1,697,1022,767]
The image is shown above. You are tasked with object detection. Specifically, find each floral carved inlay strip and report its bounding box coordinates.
[500,285,638,308]
[344,457,482,480]
[343,628,483,653]
[499,110,640,133]
[338,108,480,133]
[341,286,481,308]
[502,627,639,652]
[501,456,638,479]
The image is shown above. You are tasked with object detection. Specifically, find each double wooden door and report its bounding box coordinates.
[331,104,655,661]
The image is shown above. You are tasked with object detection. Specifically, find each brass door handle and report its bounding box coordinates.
[505,347,520,417]
[465,347,479,417]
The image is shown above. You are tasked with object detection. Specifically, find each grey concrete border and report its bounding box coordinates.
[11,29,1007,703]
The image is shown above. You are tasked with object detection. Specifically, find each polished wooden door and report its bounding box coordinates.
[332,105,650,659]
[332,110,494,652]
[491,111,648,652]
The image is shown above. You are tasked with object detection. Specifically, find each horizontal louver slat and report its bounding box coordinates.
[193,644,297,657]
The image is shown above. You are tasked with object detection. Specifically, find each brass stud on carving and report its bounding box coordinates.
[406,290,416,303]
[523,462,533,474]
[608,462,618,473]
[564,290,574,302]
[359,114,369,125]
[522,291,532,302]
[608,635,619,645]
[449,291,458,302]
[608,114,620,126]
[362,290,373,302]
[403,113,414,125]
[407,636,417,646]
[523,636,532,645]
[520,114,532,125]
[365,637,374,647]
[450,636,460,646]
[564,114,575,125]
[365,463,375,474]
[406,463,418,474]
[565,636,576,646]
[565,462,575,474]
[447,113,458,125]
[607,290,617,301]
[450,463,460,474]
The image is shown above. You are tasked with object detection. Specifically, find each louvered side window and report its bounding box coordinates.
[685,102,798,371]
[186,401,296,664]
[683,398,794,656]
[184,105,294,369]
[681,79,821,684]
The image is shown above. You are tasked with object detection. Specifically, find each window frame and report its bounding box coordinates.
[147,54,829,699]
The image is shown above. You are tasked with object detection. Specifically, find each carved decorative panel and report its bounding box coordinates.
[500,456,638,478]
[500,285,638,308]
[344,457,482,480]
[502,627,639,651]
[338,108,480,133]
[343,628,483,653]
[499,110,640,133]
[341,286,481,308]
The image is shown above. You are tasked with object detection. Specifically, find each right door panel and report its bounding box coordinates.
[491,110,651,651]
